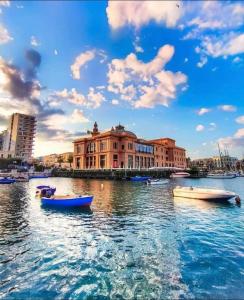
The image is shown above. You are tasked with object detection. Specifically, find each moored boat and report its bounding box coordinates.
[30,175,49,179]
[130,176,151,182]
[147,179,168,185]
[170,172,190,178]
[0,177,16,184]
[206,173,236,179]
[36,185,56,197]
[173,186,236,201]
[41,195,94,207]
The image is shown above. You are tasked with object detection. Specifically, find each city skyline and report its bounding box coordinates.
[0,1,244,159]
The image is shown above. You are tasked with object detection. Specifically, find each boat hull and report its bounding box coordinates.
[131,176,151,182]
[173,187,236,200]
[147,180,168,185]
[0,179,16,184]
[171,172,191,178]
[30,176,49,179]
[206,175,236,179]
[41,195,93,207]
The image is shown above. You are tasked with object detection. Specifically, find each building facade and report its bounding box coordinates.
[190,155,239,170]
[0,113,36,161]
[73,123,186,170]
[42,152,73,168]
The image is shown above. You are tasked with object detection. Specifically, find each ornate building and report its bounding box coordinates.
[73,123,186,170]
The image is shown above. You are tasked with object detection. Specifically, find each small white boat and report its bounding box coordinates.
[147,179,168,185]
[173,186,236,201]
[171,172,190,178]
[207,173,236,179]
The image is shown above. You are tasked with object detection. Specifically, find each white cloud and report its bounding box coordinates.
[219,128,244,149]
[70,49,107,79]
[30,36,40,47]
[196,124,205,132]
[184,57,188,63]
[54,49,58,55]
[133,36,144,53]
[87,87,105,108]
[218,105,237,112]
[111,99,119,105]
[196,56,208,68]
[53,87,105,109]
[54,88,87,105]
[0,24,12,44]
[233,56,242,63]
[107,44,187,108]
[0,1,10,7]
[71,50,95,80]
[184,1,244,33]
[236,115,244,124]
[197,107,211,115]
[200,33,244,58]
[106,1,182,30]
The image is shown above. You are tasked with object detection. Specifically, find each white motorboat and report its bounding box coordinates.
[147,179,168,185]
[170,172,190,178]
[173,186,237,201]
[206,173,236,179]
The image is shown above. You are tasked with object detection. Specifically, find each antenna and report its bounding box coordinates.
[217,143,223,169]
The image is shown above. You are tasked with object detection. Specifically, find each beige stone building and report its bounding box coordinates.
[73,123,186,170]
[42,152,73,168]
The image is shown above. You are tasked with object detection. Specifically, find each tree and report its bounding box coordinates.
[57,156,63,168]
[68,155,73,168]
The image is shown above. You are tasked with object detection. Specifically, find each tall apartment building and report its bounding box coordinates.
[73,122,186,170]
[1,113,36,161]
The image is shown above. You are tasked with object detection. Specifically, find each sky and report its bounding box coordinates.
[0,1,244,159]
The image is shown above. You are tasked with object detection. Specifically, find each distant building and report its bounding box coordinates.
[42,152,73,168]
[212,155,238,169]
[0,113,36,161]
[0,130,7,151]
[73,122,186,170]
[191,155,238,170]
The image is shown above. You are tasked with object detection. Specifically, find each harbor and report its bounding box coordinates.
[0,176,243,299]
[0,1,244,299]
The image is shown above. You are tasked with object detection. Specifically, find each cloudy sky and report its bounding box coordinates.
[0,1,244,158]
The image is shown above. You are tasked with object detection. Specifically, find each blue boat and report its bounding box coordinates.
[130,176,151,182]
[41,195,94,207]
[30,175,49,179]
[0,178,16,184]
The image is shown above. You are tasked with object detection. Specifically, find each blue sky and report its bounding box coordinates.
[0,1,243,158]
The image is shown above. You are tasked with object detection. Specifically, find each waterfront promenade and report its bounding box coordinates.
[52,168,173,180]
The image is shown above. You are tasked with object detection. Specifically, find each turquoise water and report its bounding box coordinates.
[0,177,243,299]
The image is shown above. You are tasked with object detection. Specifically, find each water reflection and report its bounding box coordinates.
[0,177,243,299]
[173,196,234,210]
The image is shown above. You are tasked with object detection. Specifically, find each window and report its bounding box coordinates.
[100,155,106,168]
[100,141,106,151]
[135,143,153,154]
[122,145,125,150]
[128,143,133,150]
[113,142,118,149]
[135,156,139,168]
[113,154,118,168]
[87,142,96,153]
[128,155,133,168]
[76,158,80,169]
[76,145,81,154]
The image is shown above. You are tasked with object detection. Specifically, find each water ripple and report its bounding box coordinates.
[0,177,243,299]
